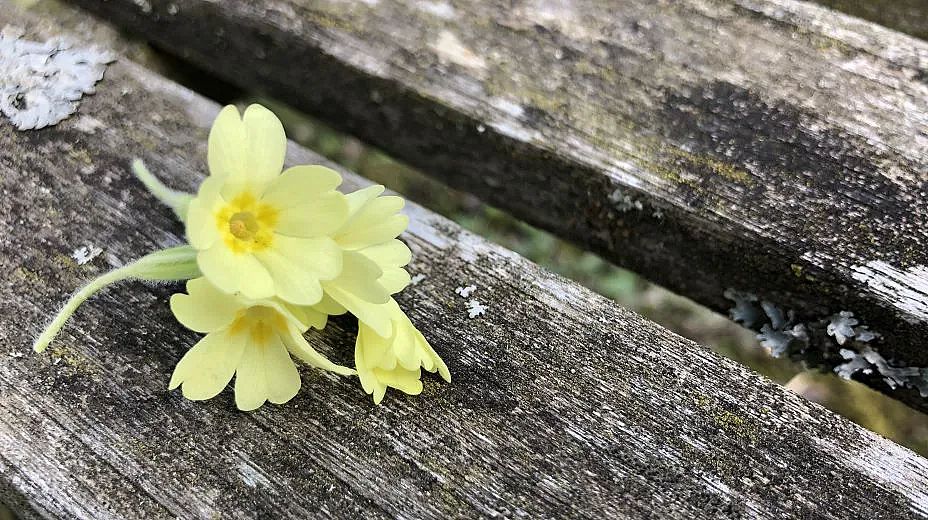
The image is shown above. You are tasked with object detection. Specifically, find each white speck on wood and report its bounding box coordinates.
[71,244,102,265]
[850,261,928,323]
[465,299,486,318]
[455,284,476,298]
[410,273,426,285]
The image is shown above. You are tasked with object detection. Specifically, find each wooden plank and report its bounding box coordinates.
[3,2,928,518]
[809,0,928,41]
[67,0,928,410]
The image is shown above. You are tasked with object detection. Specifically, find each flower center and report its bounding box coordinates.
[215,192,279,254]
[229,306,288,345]
[229,211,259,240]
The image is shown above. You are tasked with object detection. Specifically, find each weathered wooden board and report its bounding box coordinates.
[68,0,928,409]
[810,0,928,41]
[3,2,928,519]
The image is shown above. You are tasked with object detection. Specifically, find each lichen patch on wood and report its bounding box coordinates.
[0,24,113,130]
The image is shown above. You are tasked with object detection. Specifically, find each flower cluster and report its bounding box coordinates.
[34,104,449,409]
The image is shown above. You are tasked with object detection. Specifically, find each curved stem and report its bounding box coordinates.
[33,267,133,353]
[33,245,200,353]
[131,159,193,222]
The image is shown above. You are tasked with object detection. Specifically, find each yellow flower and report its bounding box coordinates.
[355,299,450,404]
[320,185,412,337]
[168,277,353,411]
[185,105,349,305]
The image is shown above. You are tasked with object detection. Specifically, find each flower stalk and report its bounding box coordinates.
[33,245,200,353]
[131,159,193,222]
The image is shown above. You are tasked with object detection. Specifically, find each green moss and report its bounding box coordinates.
[13,266,41,284]
[713,410,759,443]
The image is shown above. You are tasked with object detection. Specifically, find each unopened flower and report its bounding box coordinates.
[355,299,450,404]
[169,277,353,410]
[185,104,349,305]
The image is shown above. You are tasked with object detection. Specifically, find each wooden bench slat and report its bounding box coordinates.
[2,3,928,518]
[69,0,928,410]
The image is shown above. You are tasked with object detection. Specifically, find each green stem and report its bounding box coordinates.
[33,245,200,353]
[33,267,134,353]
[131,159,193,222]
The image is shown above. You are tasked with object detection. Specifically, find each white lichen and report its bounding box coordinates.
[0,26,114,130]
[609,188,643,212]
[71,244,102,265]
[410,273,426,285]
[724,288,926,396]
[826,311,858,345]
[723,289,763,328]
[455,284,476,298]
[465,299,487,318]
[724,291,810,357]
[835,347,928,397]
[758,323,808,358]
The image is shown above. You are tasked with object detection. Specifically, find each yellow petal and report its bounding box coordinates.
[186,176,225,250]
[255,235,342,305]
[343,185,384,217]
[377,267,411,295]
[254,247,323,306]
[373,366,423,395]
[313,293,347,316]
[207,105,247,180]
[186,199,217,250]
[234,333,301,411]
[282,301,328,330]
[336,196,408,250]
[327,252,388,304]
[322,254,392,337]
[275,192,349,237]
[357,320,397,370]
[198,244,275,300]
[373,385,387,405]
[170,278,246,333]
[282,323,355,376]
[391,312,421,371]
[260,165,343,209]
[169,330,244,401]
[356,240,412,294]
[243,104,287,187]
[416,328,451,382]
[354,332,377,394]
[274,234,342,281]
[359,239,411,268]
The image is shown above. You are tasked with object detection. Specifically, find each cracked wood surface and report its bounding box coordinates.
[2,2,928,519]
[68,0,928,410]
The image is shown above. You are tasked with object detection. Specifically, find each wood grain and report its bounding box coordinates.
[1,2,928,518]
[67,0,928,409]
